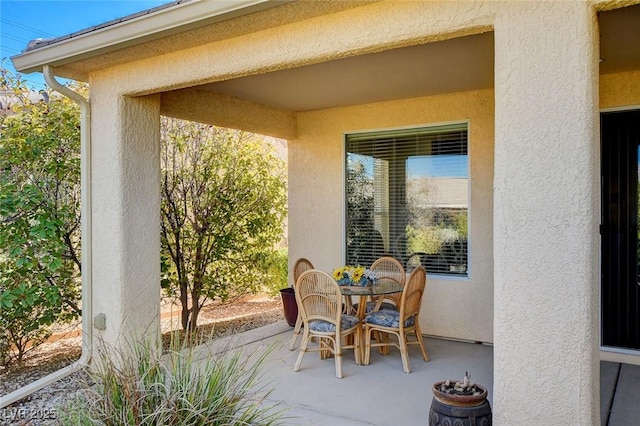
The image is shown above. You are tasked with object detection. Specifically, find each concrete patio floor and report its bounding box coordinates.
[199,321,493,425]
[197,321,638,425]
[601,360,640,425]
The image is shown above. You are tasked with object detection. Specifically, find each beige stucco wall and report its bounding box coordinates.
[79,0,502,371]
[89,79,162,349]
[74,1,627,423]
[493,2,600,423]
[85,1,495,98]
[289,88,495,343]
[601,69,640,109]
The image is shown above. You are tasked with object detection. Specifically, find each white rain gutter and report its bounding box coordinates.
[0,66,92,409]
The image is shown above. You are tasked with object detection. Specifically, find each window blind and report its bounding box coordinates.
[345,123,468,275]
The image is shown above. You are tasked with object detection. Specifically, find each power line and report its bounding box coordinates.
[2,33,34,45]
[0,18,58,38]
[1,49,23,57]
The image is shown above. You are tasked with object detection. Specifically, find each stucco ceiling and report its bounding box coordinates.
[599,4,640,75]
[201,4,640,113]
[203,32,495,112]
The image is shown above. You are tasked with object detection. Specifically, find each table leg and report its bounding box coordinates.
[357,295,368,361]
[343,295,355,315]
[378,332,390,355]
[320,338,332,359]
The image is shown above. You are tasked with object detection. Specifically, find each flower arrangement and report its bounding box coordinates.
[332,265,377,286]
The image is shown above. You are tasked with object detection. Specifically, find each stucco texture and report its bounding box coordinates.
[601,69,640,109]
[493,1,599,424]
[71,0,640,424]
[89,83,162,348]
[289,89,495,344]
[78,0,502,365]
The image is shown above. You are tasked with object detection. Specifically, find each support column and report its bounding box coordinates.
[90,89,161,351]
[493,2,599,424]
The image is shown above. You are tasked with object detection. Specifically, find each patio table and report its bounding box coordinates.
[339,278,404,359]
[339,278,404,320]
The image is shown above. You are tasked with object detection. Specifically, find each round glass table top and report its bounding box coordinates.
[339,278,403,296]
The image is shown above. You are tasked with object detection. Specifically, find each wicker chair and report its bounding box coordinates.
[363,266,428,373]
[288,258,314,350]
[356,256,406,315]
[294,270,362,378]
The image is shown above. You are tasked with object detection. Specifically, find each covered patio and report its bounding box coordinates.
[8,0,640,423]
[201,321,639,425]
[200,321,493,425]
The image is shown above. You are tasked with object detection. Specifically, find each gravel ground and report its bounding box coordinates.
[0,297,284,425]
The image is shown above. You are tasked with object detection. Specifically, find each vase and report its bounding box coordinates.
[279,288,298,327]
[338,278,351,286]
[358,278,371,286]
[338,277,372,286]
[429,382,491,426]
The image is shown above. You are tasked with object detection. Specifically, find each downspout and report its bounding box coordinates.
[0,65,92,408]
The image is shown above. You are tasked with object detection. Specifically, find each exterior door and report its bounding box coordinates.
[601,110,640,350]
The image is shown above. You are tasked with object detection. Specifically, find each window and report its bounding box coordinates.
[345,123,468,276]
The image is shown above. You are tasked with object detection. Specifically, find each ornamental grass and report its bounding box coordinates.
[59,334,285,425]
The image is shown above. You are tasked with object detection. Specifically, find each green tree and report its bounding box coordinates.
[345,157,374,266]
[0,67,82,363]
[161,118,287,332]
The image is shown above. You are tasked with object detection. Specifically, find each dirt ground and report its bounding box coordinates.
[0,295,285,395]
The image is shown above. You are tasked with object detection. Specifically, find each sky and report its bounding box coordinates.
[1,0,169,91]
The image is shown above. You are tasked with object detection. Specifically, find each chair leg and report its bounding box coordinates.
[414,324,429,362]
[334,333,343,378]
[294,328,310,372]
[320,338,333,359]
[288,313,302,350]
[399,332,411,373]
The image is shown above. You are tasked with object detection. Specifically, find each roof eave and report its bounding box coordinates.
[11,0,290,77]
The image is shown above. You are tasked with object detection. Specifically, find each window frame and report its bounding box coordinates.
[342,120,471,279]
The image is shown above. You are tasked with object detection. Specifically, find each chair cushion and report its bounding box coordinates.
[309,314,360,332]
[354,301,397,313]
[365,309,415,328]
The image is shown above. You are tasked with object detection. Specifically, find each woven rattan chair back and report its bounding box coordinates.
[370,256,406,285]
[370,256,405,307]
[399,265,426,324]
[293,258,314,284]
[295,270,341,324]
[288,258,315,350]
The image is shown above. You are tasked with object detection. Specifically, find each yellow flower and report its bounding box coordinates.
[332,267,346,281]
[351,266,365,283]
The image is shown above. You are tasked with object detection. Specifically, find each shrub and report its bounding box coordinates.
[59,337,286,425]
[261,248,288,296]
[0,66,82,365]
[160,120,287,332]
